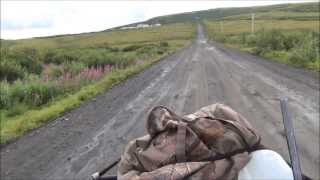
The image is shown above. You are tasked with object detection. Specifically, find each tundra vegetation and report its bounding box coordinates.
[203,10,319,70]
[145,2,319,70]
[0,23,196,143]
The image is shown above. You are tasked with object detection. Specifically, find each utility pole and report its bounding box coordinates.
[251,13,255,34]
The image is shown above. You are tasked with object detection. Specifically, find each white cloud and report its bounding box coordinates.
[0,0,315,39]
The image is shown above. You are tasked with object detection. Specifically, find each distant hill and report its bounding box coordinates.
[143,2,319,24]
[2,2,318,40]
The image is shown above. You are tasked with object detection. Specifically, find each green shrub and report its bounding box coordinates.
[0,59,26,82]
[122,44,142,52]
[246,34,257,46]
[228,35,242,44]
[0,81,11,108]
[211,26,319,70]
[239,33,248,44]
[252,47,264,55]
[80,51,111,67]
[44,49,80,64]
[288,31,320,66]
[213,33,226,43]
[43,64,64,79]
[64,61,86,75]
[157,50,165,54]
[7,80,24,105]
[136,44,158,55]
[120,54,136,67]
[26,77,61,106]
[105,46,120,52]
[11,48,43,74]
[43,50,56,64]
[5,103,29,117]
[283,32,301,50]
[256,29,286,51]
[160,41,169,47]
[94,43,119,52]
[80,51,104,67]
[9,75,62,107]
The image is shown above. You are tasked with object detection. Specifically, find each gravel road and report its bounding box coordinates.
[1,25,319,180]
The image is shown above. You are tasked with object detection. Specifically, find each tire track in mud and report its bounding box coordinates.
[1,25,319,180]
[63,45,196,178]
[204,40,319,179]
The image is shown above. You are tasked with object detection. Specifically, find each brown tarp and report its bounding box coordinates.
[118,104,261,180]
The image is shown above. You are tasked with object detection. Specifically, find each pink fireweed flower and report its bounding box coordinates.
[42,64,51,82]
[51,64,115,93]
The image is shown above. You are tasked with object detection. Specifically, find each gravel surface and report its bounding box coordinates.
[1,25,319,180]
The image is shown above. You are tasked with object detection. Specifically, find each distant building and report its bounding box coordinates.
[120,26,137,30]
[137,24,150,28]
[120,23,161,30]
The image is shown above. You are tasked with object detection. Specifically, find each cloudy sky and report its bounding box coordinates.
[1,0,314,39]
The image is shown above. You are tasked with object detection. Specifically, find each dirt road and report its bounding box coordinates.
[1,25,319,179]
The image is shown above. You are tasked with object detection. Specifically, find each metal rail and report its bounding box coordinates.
[280,98,302,180]
[91,158,120,180]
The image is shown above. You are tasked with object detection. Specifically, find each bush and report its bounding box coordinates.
[105,46,120,52]
[10,48,43,74]
[0,59,26,82]
[283,32,301,50]
[160,41,169,47]
[246,34,257,46]
[43,50,56,64]
[212,27,319,70]
[80,51,104,67]
[288,31,320,66]
[228,35,242,44]
[252,47,264,55]
[0,81,11,108]
[116,54,136,68]
[44,49,80,64]
[42,64,64,79]
[256,29,286,51]
[64,61,86,75]
[215,34,226,43]
[24,76,61,106]
[122,44,142,52]
[80,51,112,67]
[136,44,158,55]
[3,75,62,108]
[239,33,245,44]
[5,103,29,117]
[94,43,119,52]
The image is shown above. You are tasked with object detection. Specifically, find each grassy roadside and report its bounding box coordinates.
[0,22,196,144]
[203,19,319,71]
[217,41,319,70]
[0,40,191,144]
[1,24,195,118]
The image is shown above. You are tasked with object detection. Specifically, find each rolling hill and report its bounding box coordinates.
[144,2,318,24]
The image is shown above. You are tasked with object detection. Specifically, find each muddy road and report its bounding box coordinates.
[1,25,319,179]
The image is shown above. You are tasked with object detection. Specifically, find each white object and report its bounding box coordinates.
[239,150,294,180]
[91,172,100,180]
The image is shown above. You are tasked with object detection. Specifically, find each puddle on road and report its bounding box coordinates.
[206,47,215,51]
